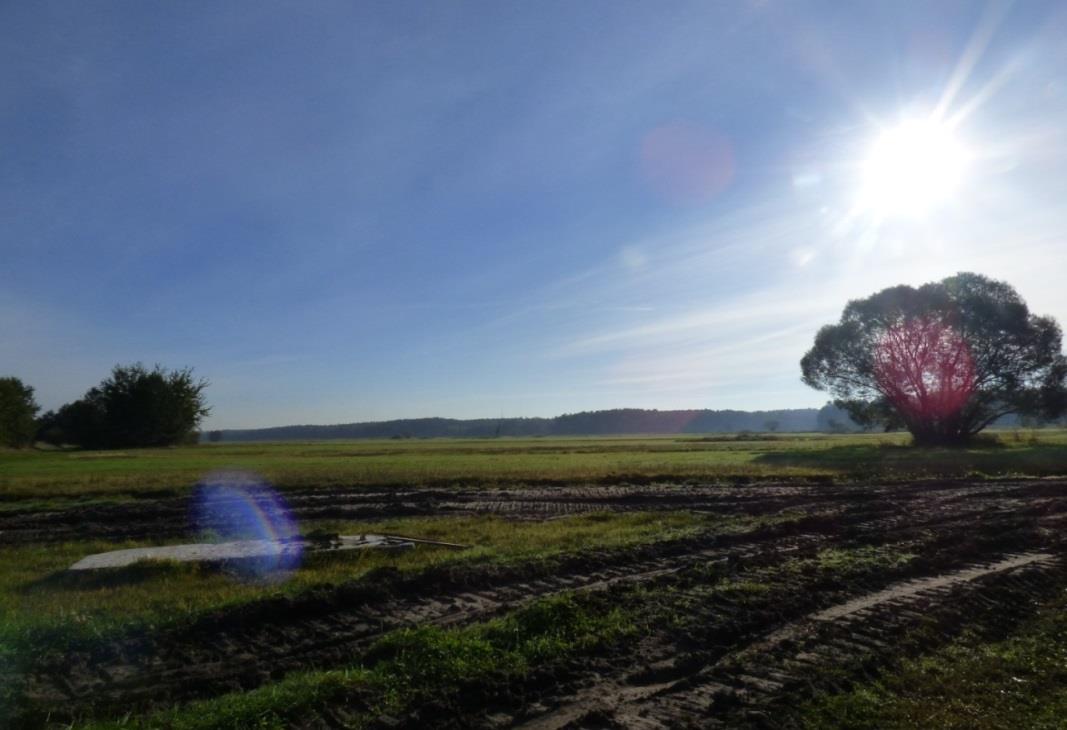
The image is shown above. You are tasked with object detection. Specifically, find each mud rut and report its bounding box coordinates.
[8,479,1067,728]
[0,484,834,544]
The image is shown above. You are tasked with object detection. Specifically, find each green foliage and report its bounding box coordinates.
[0,377,39,448]
[801,273,1067,445]
[42,364,210,449]
[36,399,104,447]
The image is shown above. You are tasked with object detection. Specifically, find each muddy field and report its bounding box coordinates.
[5,478,1067,728]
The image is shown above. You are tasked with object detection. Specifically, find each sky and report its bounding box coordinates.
[3,1,1067,429]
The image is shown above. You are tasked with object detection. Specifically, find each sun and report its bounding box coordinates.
[859,118,970,217]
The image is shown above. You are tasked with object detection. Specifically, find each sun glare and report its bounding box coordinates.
[859,118,970,217]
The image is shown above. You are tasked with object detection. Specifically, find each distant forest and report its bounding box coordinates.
[212,404,865,442]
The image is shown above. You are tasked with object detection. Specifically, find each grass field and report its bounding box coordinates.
[3,429,1067,501]
[3,432,1067,728]
[0,512,721,650]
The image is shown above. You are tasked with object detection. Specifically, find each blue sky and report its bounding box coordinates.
[3,1,1067,428]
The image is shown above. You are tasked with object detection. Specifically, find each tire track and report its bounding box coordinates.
[16,489,932,721]
[20,528,826,717]
[8,479,1067,726]
[513,553,1063,730]
[1,479,1053,544]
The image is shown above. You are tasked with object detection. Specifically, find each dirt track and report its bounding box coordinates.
[0,483,824,544]
[515,552,1060,730]
[0,478,1056,544]
[7,478,1067,727]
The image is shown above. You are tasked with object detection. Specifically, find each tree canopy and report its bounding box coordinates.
[801,273,1067,445]
[40,364,210,449]
[0,377,40,448]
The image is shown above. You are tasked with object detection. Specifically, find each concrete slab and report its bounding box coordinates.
[68,534,414,571]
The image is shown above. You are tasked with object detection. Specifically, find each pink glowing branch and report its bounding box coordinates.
[873,317,977,427]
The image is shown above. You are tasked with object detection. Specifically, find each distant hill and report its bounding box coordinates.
[212,405,862,442]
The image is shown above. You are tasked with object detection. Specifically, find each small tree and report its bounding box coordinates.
[764,419,780,433]
[49,364,210,449]
[0,377,40,448]
[207,430,223,443]
[801,273,1067,445]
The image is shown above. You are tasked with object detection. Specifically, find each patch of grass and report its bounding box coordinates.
[714,578,774,596]
[813,545,917,573]
[89,593,636,729]
[798,589,1067,729]
[755,432,1067,481]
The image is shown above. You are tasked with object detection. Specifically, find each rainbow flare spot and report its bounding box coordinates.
[191,471,301,578]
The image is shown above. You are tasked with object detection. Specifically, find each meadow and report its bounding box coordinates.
[3,429,1067,501]
[2,431,1067,728]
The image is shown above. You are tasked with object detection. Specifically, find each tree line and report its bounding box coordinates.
[0,364,209,449]
[212,406,858,443]
[3,273,1065,450]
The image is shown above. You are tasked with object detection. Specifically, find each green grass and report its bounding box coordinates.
[0,434,836,498]
[755,436,1067,480]
[78,542,921,729]
[0,510,727,727]
[798,588,1067,729]
[3,430,1067,501]
[0,511,722,659]
[811,545,917,573]
[4,431,1067,727]
[0,507,796,726]
[86,592,636,729]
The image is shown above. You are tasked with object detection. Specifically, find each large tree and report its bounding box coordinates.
[44,364,211,449]
[801,273,1067,445]
[0,377,40,448]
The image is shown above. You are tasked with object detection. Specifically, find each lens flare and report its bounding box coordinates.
[640,121,735,203]
[191,471,301,578]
